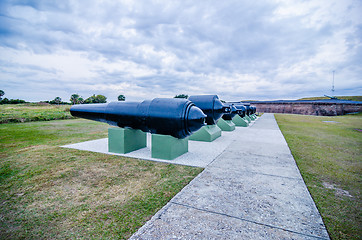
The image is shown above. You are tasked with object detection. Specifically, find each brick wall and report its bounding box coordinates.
[251,102,362,116]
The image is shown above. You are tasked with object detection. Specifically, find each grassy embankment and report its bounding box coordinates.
[0,118,202,239]
[243,95,362,102]
[298,96,362,101]
[275,113,361,240]
[0,103,74,123]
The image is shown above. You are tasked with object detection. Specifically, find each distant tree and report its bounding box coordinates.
[95,94,107,103]
[1,98,9,104]
[70,94,80,105]
[54,97,61,105]
[174,94,188,99]
[85,95,94,103]
[85,94,107,104]
[84,95,94,104]
[118,94,125,101]
[78,97,84,104]
[9,99,26,104]
[0,91,28,104]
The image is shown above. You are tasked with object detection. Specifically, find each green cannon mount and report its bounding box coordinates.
[108,127,188,160]
[189,125,222,142]
[232,115,249,127]
[216,118,236,131]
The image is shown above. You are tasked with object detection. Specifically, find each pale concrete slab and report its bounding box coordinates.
[169,168,328,238]
[132,203,325,240]
[61,120,258,168]
[226,140,293,158]
[209,151,301,179]
[130,114,330,240]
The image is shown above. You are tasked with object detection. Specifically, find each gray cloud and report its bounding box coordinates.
[0,0,361,102]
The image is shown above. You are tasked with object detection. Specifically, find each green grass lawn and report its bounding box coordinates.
[275,113,362,240]
[0,119,203,239]
[0,103,74,123]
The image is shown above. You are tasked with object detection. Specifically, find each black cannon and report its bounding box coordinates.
[70,98,206,139]
[221,104,240,120]
[240,103,252,116]
[232,104,246,118]
[246,105,252,116]
[225,102,247,118]
[188,95,231,125]
[228,102,254,118]
[250,106,256,114]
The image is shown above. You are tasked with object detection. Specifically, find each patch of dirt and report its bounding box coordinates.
[26,163,158,213]
[16,145,51,153]
[322,182,353,198]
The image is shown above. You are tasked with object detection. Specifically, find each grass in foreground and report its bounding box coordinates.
[0,103,74,123]
[275,113,362,240]
[0,119,203,239]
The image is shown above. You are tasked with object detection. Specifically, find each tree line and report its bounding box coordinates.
[0,90,116,105]
[0,89,188,105]
[69,94,125,104]
[0,90,27,104]
[70,94,106,104]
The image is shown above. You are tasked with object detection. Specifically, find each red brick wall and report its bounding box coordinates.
[252,102,362,116]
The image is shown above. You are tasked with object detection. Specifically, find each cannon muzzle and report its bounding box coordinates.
[222,104,239,120]
[231,104,246,118]
[70,98,206,139]
[188,95,231,125]
[244,104,252,116]
[251,106,257,114]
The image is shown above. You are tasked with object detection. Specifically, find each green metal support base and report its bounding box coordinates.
[232,115,249,127]
[250,114,256,120]
[217,118,236,131]
[108,128,147,154]
[151,134,188,160]
[189,125,222,142]
[244,116,251,123]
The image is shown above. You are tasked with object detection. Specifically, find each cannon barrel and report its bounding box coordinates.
[229,103,246,118]
[222,104,239,120]
[242,103,253,116]
[233,102,251,116]
[243,104,251,116]
[251,106,256,114]
[70,98,206,139]
[188,95,231,125]
[228,102,256,116]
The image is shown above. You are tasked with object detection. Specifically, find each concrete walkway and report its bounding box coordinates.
[130,114,330,240]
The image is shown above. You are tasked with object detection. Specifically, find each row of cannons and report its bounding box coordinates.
[70,95,257,160]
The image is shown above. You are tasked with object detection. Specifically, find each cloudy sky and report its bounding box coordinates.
[0,0,361,102]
